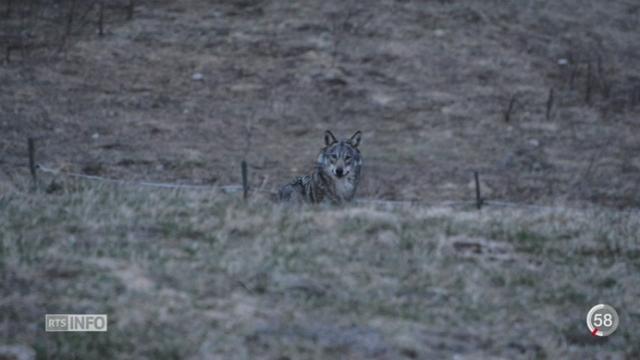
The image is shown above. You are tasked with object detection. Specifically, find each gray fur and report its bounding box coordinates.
[279,130,363,204]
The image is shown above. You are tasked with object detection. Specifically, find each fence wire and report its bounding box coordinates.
[37,164,244,193]
[33,163,639,214]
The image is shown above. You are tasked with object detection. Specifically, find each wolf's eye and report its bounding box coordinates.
[330,154,338,161]
[345,156,352,161]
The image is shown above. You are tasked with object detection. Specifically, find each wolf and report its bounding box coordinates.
[278,130,363,204]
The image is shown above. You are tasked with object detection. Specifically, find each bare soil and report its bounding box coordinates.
[1,0,639,207]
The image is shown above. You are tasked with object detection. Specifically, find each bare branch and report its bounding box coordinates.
[545,88,554,121]
[503,94,518,123]
[98,1,104,36]
[585,61,593,105]
[5,0,12,18]
[127,0,135,20]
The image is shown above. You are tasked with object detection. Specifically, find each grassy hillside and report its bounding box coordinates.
[2,0,640,358]
[2,0,640,207]
[1,183,638,359]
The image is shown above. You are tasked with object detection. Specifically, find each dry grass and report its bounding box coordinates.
[1,1,640,358]
[1,181,639,359]
[1,0,640,207]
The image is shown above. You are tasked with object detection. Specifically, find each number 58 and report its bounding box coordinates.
[593,313,613,327]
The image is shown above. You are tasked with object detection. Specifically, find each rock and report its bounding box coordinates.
[311,68,348,87]
[272,273,326,296]
[371,93,394,106]
[192,72,204,81]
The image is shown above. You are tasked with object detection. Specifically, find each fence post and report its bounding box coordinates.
[474,171,482,210]
[98,1,104,36]
[127,0,135,20]
[546,88,554,121]
[241,160,248,201]
[585,61,592,105]
[28,137,37,191]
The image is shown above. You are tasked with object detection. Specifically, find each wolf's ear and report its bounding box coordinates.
[324,130,337,146]
[348,130,362,148]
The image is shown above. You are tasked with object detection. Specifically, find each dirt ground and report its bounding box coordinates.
[1,0,639,207]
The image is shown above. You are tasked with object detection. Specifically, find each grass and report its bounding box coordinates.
[2,1,639,358]
[1,181,639,359]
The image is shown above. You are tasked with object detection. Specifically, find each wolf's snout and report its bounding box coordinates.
[335,168,344,177]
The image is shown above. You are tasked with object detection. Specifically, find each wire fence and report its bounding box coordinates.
[34,163,570,212]
[37,164,245,193]
[22,139,638,214]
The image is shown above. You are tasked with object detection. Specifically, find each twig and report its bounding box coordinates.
[57,0,78,53]
[329,9,355,68]
[503,94,518,123]
[631,85,640,108]
[596,54,611,99]
[569,63,579,90]
[350,13,374,35]
[66,0,77,37]
[545,88,554,121]
[98,1,104,36]
[6,45,17,63]
[585,61,593,105]
[126,0,135,20]
[571,149,602,199]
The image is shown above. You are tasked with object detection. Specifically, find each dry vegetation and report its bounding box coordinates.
[1,0,640,359]
[1,0,639,206]
[1,182,639,359]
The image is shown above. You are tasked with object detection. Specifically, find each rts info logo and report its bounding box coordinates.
[45,314,108,332]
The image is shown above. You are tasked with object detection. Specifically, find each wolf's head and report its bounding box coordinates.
[317,130,362,180]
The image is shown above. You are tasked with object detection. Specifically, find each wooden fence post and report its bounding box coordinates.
[474,171,483,210]
[241,160,248,201]
[28,137,37,191]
